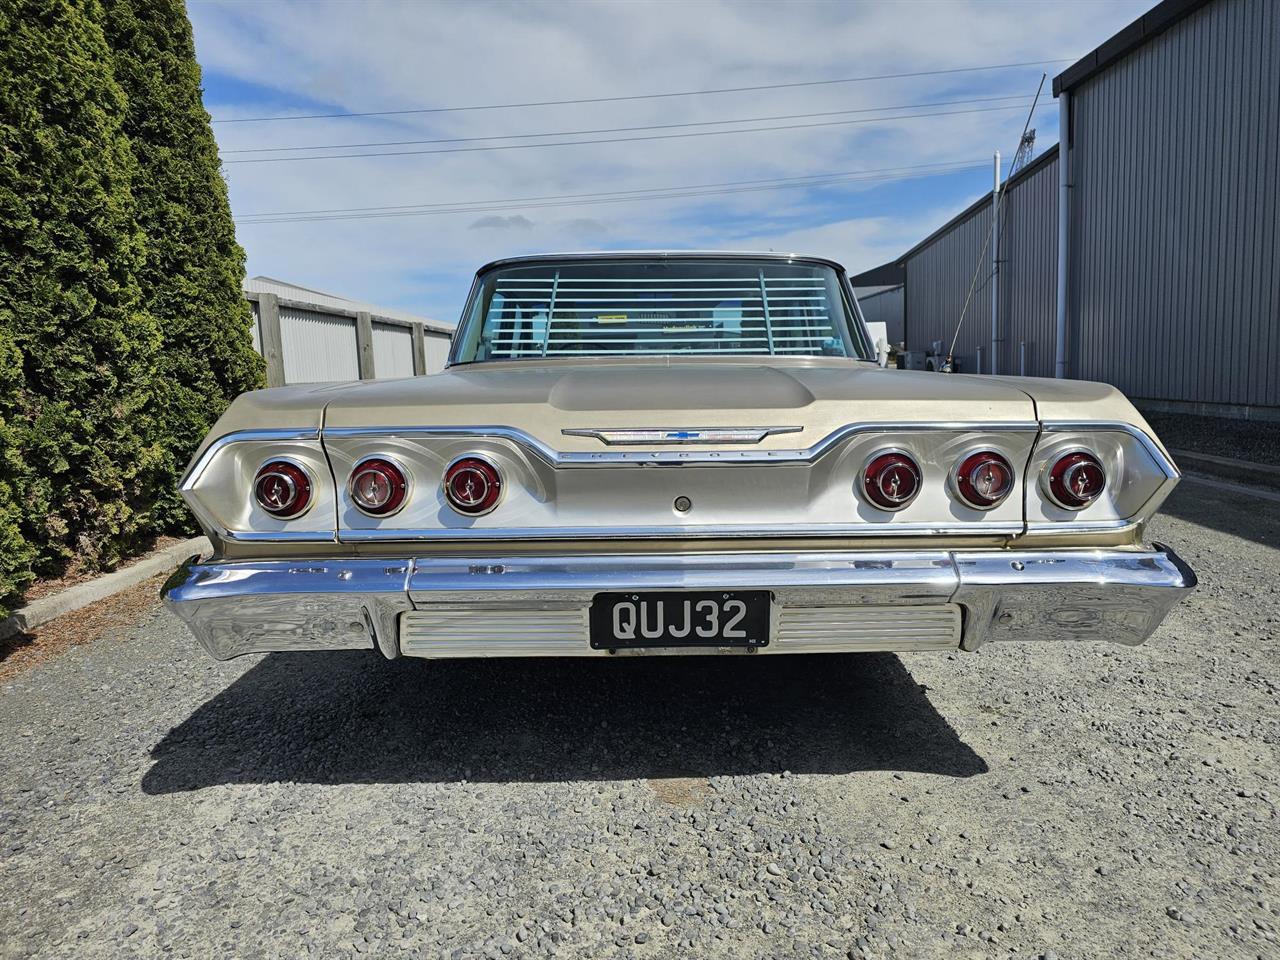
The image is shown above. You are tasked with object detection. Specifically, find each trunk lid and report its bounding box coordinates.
[318,357,1037,453]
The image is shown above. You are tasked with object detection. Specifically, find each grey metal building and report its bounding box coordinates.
[887,0,1279,418]
[243,277,454,386]
[853,284,905,346]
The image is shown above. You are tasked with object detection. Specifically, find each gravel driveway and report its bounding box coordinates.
[1,480,1277,960]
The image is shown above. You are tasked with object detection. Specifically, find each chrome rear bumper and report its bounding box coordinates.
[162,546,1195,661]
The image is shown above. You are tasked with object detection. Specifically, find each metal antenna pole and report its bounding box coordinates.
[943,73,1045,374]
[990,150,1001,376]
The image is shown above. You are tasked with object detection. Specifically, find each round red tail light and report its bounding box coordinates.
[953,450,1015,510]
[349,457,409,516]
[253,460,313,519]
[1045,451,1106,510]
[443,456,502,515]
[860,451,921,511]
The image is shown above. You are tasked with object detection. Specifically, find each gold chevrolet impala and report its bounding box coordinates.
[163,252,1195,660]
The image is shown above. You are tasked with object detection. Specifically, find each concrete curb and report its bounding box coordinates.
[1169,448,1280,490]
[0,536,210,642]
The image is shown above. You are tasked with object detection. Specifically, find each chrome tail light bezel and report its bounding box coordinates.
[858,448,923,512]
[442,454,504,516]
[950,449,1016,511]
[348,456,411,518]
[252,457,315,520]
[1043,448,1108,511]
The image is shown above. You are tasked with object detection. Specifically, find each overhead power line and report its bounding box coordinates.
[222,94,1034,155]
[235,158,990,225]
[238,159,984,219]
[211,58,1074,124]
[224,102,1052,165]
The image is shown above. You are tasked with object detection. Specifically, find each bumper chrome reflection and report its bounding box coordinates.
[160,558,413,660]
[162,546,1195,660]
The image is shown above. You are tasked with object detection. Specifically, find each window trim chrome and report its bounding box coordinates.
[449,254,873,366]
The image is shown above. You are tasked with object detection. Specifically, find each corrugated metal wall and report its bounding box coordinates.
[857,285,905,344]
[279,306,361,383]
[244,275,453,337]
[372,321,416,379]
[248,299,261,353]
[244,292,457,383]
[243,277,455,383]
[900,0,1278,409]
[1068,0,1279,407]
[998,154,1059,376]
[424,332,452,372]
[903,201,993,374]
[902,150,1059,376]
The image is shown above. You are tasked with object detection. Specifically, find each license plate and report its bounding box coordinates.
[589,591,771,649]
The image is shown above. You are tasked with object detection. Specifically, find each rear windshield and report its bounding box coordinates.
[452,259,867,363]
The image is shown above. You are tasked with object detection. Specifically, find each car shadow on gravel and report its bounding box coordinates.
[142,652,987,793]
[1160,478,1280,548]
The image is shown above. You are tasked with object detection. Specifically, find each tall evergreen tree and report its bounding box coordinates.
[0,330,33,608]
[0,0,162,610]
[100,0,264,531]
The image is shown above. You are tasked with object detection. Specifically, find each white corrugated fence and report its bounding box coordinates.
[243,276,454,386]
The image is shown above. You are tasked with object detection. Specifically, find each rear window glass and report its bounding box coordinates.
[454,259,865,362]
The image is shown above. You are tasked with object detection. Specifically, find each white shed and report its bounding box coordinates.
[242,276,455,386]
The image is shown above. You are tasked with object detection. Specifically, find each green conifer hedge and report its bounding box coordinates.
[0,0,261,615]
[101,0,264,531]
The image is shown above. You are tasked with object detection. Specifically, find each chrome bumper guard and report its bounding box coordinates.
[162,545,1195,661]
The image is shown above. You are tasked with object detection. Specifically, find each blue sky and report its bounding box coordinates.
[189,0,1154,325]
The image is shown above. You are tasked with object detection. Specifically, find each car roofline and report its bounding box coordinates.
[472,250,851,276]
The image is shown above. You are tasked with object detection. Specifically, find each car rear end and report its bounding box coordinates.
[165,403,1192,660]
[163,253,1194,661]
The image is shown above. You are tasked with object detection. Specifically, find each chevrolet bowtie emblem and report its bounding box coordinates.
[562,426,803,445]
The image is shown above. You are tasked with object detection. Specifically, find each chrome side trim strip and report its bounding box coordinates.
[322,421,1041,467]
[407,550,958,594]
[182,428,321,488]
[224,530,338,543]
[339,521,1025,543]
[1023,518,1139,535]
[178,428,334,545]
[1040,420,1179,480]
[561,426,803,445]
[1026,420,1180,535]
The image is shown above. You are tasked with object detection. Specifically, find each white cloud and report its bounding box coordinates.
[469,214,535,231]
[190,0,1152,322]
